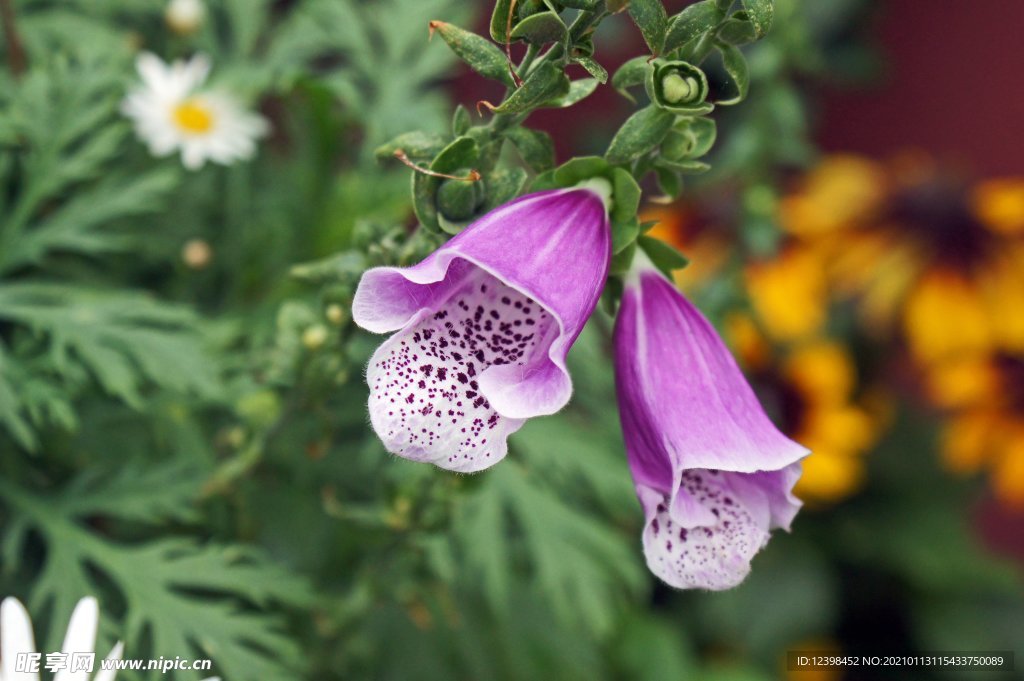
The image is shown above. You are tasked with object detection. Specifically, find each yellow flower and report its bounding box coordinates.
[779,154,1024,367]
[727,320,883,504]
[783,341,881,503]
[971,178,1024,235]
[745,248,829,343]
[928,352,1024,507]
[779,155,886,237]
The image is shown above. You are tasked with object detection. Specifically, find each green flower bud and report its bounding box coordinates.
[660,130,695,162]
[436,170,485,222]
[645,60,713,115]
[661,73,700,104]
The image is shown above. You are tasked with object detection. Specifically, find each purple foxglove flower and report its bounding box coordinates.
[614,258,808,590]
[353,186,610,472]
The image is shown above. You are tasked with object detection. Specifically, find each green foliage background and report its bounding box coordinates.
[0,1,1021,680]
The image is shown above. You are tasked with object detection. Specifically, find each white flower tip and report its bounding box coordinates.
[574,177,613,212]
[72,596,99,615]
[106,640,125,662]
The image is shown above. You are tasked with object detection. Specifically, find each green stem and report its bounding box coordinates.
[486,9,609,135]
[0,0,26,78]
[515,43,540,79]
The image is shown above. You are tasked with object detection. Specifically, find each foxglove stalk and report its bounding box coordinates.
[614,258,808,590]
[353,186,610,472]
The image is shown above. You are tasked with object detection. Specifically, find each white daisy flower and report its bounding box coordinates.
[165,0,206,35]
[0,596,123,681]
[122,52,268,170]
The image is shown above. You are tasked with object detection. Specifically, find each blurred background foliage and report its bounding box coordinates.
[0,0,1021,680]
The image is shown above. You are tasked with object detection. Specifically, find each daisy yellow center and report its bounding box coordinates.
[173,99,214,133]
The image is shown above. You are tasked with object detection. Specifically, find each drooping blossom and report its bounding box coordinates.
[613,256,808,589]
[121,53,268,170]
[353,185,611,472]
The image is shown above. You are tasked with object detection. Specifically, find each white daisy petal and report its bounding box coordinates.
[1,598,40,681]
[91,641,123,681]
[54,598,99,681]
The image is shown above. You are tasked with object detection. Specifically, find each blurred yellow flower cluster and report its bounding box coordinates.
[780,155,1024,506]
[644,204,885,505]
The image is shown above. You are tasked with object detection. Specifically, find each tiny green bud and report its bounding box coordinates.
[646,60,712,114]
[661,73,699,104]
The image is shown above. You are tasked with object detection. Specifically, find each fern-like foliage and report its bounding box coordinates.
[0,466,314,681]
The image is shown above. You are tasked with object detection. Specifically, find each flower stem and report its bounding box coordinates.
[0,0,27,78]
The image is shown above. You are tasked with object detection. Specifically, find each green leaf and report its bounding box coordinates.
[412,136,480,231]
[504,127,556,173]
[659,158,712,173]
[638,235,690,275]
[490,0,515,42]
[484,166,529,210]
[740,0,774,36]
[510,10,568,45]
[664,0,725,53]
[716,43,750,105]
[628,0,668,54]
[430,20,516,88]
[610,168,642,253]
[717,13,759,45]
[574,56,609,84]
[654,165,683,200]
[375,131,449,161]
[0,284,220,408]
[548,77,600,108]
[611,56,653,102]
[605,105,675,164]
[486,61,569,114]
[0,481,315,680]
[452,104,471,135]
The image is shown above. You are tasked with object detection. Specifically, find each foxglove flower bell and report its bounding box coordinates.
[614,257,808,590]
[353,186,611,472]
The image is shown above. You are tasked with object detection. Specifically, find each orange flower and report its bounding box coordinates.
[727,318,884,504]
[927,353,1024,507]
[779,154,1024,366]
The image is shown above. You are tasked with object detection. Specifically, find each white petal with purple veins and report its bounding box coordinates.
[368,268,558,471]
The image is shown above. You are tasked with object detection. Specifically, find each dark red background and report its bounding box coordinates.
[819,1,1024,177]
